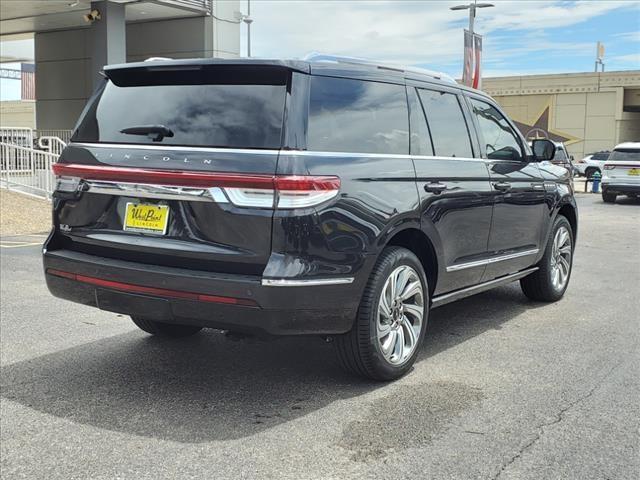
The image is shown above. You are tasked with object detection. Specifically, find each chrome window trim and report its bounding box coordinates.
[69,142,485,162]
[261,277,355,287]
[446,248,540,273]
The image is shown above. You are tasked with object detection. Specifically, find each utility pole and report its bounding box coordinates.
[450,0,494,38]
[243,0,253,57]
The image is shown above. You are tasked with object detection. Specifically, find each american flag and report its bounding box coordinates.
[462,30,473,87]
[21,63,35,100]
[472,34,482,89]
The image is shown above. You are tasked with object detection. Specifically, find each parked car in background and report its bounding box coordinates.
[601,142,640,203]
[529,141,575,176]
[575,151,611,177]
[44,56,578,380]
[551,142,577,176]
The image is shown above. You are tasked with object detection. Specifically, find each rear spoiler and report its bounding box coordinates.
[103,59,310,86]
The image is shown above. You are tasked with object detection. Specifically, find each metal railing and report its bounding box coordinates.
[0,127,73,150]
[38,136,67,156]
[0,142,58,199]
[0,127,34,149]
[37,129,73,144]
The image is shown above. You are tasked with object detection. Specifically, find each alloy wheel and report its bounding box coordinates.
[550,225,572,291]
[376,265,425,365]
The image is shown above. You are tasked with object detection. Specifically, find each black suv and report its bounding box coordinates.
[44,56,577,380]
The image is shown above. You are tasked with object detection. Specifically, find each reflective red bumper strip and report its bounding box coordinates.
[46,269,258,307]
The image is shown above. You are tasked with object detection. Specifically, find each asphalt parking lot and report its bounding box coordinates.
[1,194,638,480]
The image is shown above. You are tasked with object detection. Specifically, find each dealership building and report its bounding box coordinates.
[483,71,640,159]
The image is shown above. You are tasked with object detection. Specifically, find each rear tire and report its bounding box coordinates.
[130,316,202,337]
[602,191,617,203]
[520,215,574,302]
[335,247,428,381]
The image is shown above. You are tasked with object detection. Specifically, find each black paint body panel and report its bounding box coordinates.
[44,58,578,335]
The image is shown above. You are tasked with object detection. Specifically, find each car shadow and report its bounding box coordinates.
[1,283,541,443]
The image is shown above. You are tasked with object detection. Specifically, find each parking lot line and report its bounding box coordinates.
[0,241,43,248]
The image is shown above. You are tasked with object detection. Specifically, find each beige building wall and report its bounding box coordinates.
[0,101,36,128]
[483,71,640,160]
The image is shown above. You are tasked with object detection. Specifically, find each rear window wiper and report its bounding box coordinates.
[120,125,174,142]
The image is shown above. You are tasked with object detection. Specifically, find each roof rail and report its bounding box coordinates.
[303,52,457,84]
[144,57,173,62]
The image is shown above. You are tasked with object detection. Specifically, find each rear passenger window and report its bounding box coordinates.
[407,87,434,156]
[417,89,473,158]
[469,98,523,161]
[307,76,409,155]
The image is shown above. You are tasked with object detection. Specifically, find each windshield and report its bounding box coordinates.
[72,73,287,149]
[608,149,640,161]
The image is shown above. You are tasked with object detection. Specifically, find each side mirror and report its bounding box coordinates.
[532,139,556,161]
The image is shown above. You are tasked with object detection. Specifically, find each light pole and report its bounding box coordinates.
[450,1,494,38]
[243,0,253,57]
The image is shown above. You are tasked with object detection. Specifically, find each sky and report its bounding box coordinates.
[0,0,638,101]
[239,0,640,77]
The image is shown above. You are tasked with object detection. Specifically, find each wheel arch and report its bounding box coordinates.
[557,201,578,242]
[384,227,439,297]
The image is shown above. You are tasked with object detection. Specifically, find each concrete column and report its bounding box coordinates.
[90,0,126,88]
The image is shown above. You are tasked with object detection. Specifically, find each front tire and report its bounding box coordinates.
[335,247,428,381]
[520,215,574,302]
[130,316,202,337]
[602,190,616,203]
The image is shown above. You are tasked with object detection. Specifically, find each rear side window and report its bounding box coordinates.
[407,87,433,156]
[73,70,287,149]
[609,149,640,161]
[592,152,610,160]
[418,89,473,158]
[307,76,409,155]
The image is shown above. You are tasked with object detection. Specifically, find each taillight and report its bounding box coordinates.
[52,163,340,209]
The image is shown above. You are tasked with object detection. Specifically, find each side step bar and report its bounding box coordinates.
[431,267,538,308]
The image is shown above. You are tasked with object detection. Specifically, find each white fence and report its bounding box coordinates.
[38,136,67,156]
[0,142,58,199]
[0,127,71,200]
[0,127,73,150]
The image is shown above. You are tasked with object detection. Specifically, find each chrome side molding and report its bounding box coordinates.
[446,249,539,272]
[261,277,355,287]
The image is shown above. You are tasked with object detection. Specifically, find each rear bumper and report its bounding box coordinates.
[601,182,640,195]
[43,248,363,335]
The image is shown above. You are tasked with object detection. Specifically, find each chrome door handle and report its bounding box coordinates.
[424,182,447,194]
[531,183,545,191]
[493,181,512,192]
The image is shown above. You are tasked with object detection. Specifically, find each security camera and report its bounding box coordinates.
[83,9,101,23]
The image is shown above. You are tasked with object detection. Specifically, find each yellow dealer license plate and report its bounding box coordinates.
[124,203,169,234]
[628,168,640,176]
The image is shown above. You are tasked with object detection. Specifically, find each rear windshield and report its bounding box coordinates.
[72,69,287,149]
[609,149,640,161]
